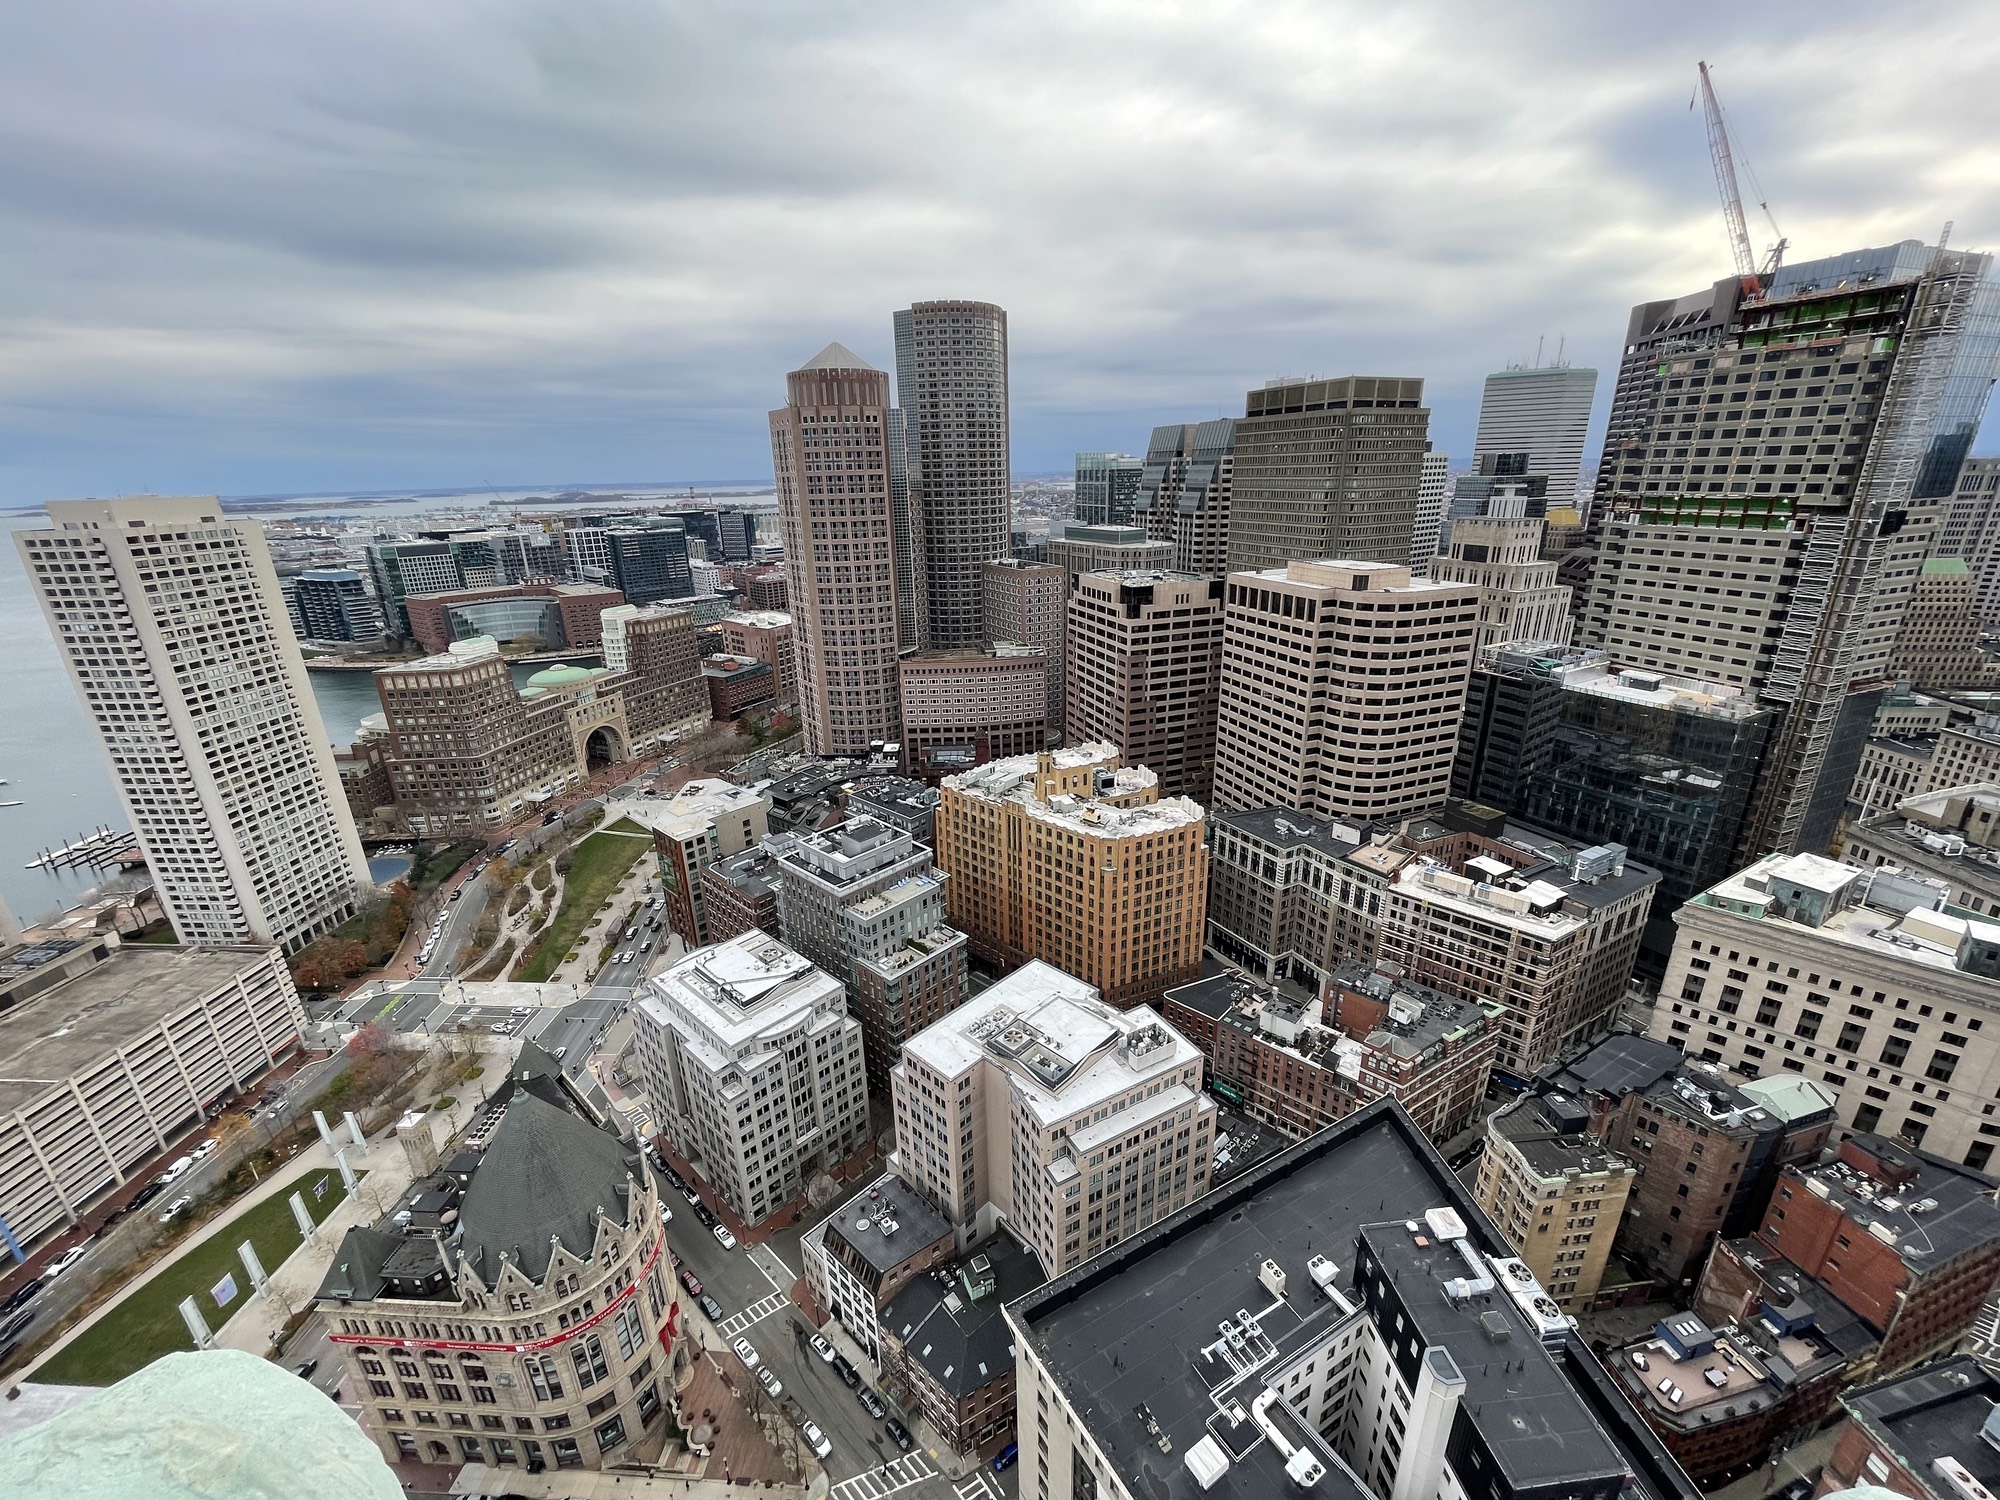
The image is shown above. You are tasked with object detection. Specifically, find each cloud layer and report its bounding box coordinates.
[2,0,1997,503]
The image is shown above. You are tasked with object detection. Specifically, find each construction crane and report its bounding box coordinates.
[1695,61,1787,300]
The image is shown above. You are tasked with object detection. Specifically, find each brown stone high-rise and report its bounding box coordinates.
[771,344,903,756]
[893,301,1011,649]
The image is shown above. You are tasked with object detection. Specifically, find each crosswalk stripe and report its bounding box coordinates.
[830,1451,937,1500]
[717,1291,789,1337]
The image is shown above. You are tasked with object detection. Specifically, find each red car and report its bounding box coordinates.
[678,1268,702,1298]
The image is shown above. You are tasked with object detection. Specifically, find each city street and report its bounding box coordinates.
[657,1169,1014,1500]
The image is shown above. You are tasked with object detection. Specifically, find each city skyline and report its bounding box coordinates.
[2,4,1998,505]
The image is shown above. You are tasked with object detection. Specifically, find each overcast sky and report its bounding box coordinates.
[2,0,1997,506]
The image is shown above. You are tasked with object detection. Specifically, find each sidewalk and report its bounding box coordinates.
[20,1128,354,1382]
[210,1087,494,1357]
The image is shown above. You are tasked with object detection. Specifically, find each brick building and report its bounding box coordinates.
[1161,961,1499,1143]
[700,653,776,721]
[696,844,784,944]
[1696,1135,2000,1391]
[896,646,1050,780]
[1539,1033,1840,1288]
[1816,1355,2000,1500]
[625,780,771,948]
[402,580,624,656]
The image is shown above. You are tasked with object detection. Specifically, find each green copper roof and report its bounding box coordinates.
[0,1350,399,1499]
[526,663,599,687]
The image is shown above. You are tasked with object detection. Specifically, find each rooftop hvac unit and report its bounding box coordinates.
[1184,1435,1230,1491]
[1259,1259,1288,1299]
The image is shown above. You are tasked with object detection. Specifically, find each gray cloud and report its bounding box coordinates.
[1,0,1997,503]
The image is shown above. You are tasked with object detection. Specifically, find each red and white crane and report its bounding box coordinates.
[1695,61,1787,300]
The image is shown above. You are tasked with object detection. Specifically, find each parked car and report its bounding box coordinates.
[190,1140,217,1160]
[0,1310,36,1343]
[624,925,638,940]
[809,1333,836,1364]
[0,1279,44,1315]
[692,1202,717,1228]
[800,1420,832,1460]
[658,1203,673,1224]
[730,1337,760,1370]
[712,1224,738,1251]
[856,1387,886,1419]
[756,1365,784,1399]
[128,1181,166,1209]
[663,1167,690,1195]
[884,1416,912,1452]
[46,1246,88,1278]
[678,1269,702,1298]
[831,1353,859,1388]
[158,1196,194,1224]
[698,1294,724,1322]
[993,1441,1019,1473]
[160,1156,194,1183]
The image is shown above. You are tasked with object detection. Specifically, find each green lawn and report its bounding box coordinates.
[515,820,652,983]
[37,1167,355,1386]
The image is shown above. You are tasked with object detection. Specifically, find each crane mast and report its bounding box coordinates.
[1697,61,1765,301]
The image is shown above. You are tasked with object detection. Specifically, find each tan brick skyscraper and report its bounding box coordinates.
[770,344,903,755]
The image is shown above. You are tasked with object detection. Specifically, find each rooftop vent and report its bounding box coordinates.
[1185,1435,1230,1491]
[1259,1260,1287,1299]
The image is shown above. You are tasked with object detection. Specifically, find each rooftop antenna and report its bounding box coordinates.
[1534,335,1545,369]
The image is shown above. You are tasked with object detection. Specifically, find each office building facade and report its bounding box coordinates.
[1584,241,2000,856]
[1452,644,1777,958]
[1228,375,1431,572]
[891,960,1214,1274]
[1074,452,1144,526]
[934,746,1208,1008]
[1410,448,1452,568]
[770,342,905,756]
[1043,522,1174,593]
[1133,418,1237,577]
[894,300,1011,648]
[1065,570,1225,800]
[1939,454,2000,627]
[20,497,373,951]
[1473,364,1600,513]
[402,581,624,656]
[982,559,1066,733]
[896,647,1051,779]
[293,568,387,644]
[1212,560,1480,821]
[1425,514,1572,655]
[1654,850,2000,1168]
[633,933,870,1226]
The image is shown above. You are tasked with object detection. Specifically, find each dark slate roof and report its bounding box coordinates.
[824,1176,954,1276]
[884,1232,1047,1397]
[1841,1354,2000,1492]
[316,1226,403,1302]
[457,1092,641,1283]
[1011,1099,1701,1500]
[1540,1032,1686,1099]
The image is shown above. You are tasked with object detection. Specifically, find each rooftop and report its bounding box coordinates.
[1491,1093,1635,1180]
[821,1174,955,1278]
[705,844,786,903]
[623,778,770,838]
[1483,644,1768,721]
[640,931,843,1054]
[1210,806,1375,856]
[1783,1135,2000,1278]
[723,609,793,629]
[317,1089,642,1299]
[0,944,285,1113]
[1839,1355,2000,1496]
[885,1230,1047,1398]
[900,961,1200,1126]
[1011,1100,1681,1500]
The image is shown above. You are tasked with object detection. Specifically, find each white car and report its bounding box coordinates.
[756,1365,784,1399]
[190,1140,217,1160]
[46,1246,87,1278]
[158,1196,194,1224]
[160,1156,194,1182]
[800,1420,832,1459]
[712,1224,738,1251]
[809,1333,836,1364]
[730,1337,760,1370]
[658,1203,673,1224]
